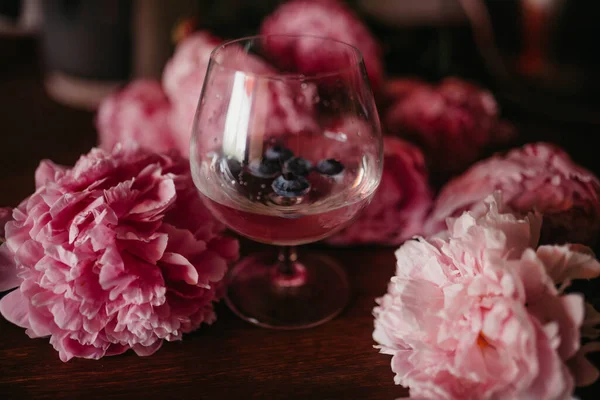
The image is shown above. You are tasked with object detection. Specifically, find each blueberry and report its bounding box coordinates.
[315,159,344,176]
[283,157,312,177]
[264,144,293,162]
[224,158,242,178]
[247,158,281,178]
[272,174,311,197]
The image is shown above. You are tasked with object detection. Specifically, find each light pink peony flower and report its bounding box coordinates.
[328,136,433,245]
[374,194,600,399]
[425,142,600,245]
[96,80,180,154]
[260,0,384,91]
[0,145,239,361]
[384,77,514,175]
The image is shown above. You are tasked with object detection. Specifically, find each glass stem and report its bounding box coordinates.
[277,246,298,276]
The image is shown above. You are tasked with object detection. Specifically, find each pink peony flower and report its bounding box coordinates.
[163,32,318,155]
[374,194,600,399]
[328,136,433,245]
[381,77,430,107]
[384,77,514,175]
[96,80,181,154]
[260,0,384,91]
[162,32,222,110]
[425,142,600,246]
[162,32,223,146]
[0,145,239,361]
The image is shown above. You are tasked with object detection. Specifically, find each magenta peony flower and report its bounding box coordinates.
[328,136,433,245]
[425,142,600,245]
[374,194,600,399]
[0,145,239,361]
[384,77,514,175]
[96,80,181,154]
[260,0,384,91]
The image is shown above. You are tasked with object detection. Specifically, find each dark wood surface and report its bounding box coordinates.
[0,36,599,400]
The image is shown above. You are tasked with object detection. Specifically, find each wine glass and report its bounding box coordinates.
[190,35,383,329]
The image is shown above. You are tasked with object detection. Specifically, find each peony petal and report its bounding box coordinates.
[557,294,586,360]
[117,232,168,264]
[105,343,129,356]
[51,299,83,331]
[515,249,556,301]
[536,244,600,287]
[581,302,600,340]
[567,342,600,387]
[25,306,53,338]
[0,289,31,329]
[160,223,207,256]
[35,160,68,188]
[4,219,32,255]
[524,319,574,399]
[128,179,176,219]
[50,334,107,362]
[14,240,44,269]
[160,252,199,285]
[209,236,240,261]
[132,339,163,356]
[0,244,21,291]
[189,251,228,286]
[0,207,12,238]
[116,253,166,306]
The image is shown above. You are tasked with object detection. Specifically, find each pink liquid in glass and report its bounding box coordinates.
[194,142,378,246]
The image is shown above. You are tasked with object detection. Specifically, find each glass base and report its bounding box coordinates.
[225,251,350,329]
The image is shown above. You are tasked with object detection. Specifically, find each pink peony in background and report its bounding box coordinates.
[381,77,430,108]
[328,136,433,245]
[162,32,319,156]
[0,145,239,361]
[374,194,600,399]
[161,31,223,145]
[96,80,180,154]
[97,31,320,158]
[384,77,514,176]
[425,142,600,246]
[260,0,384,91]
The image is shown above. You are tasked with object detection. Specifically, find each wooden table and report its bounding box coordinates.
[0,37,599,400]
